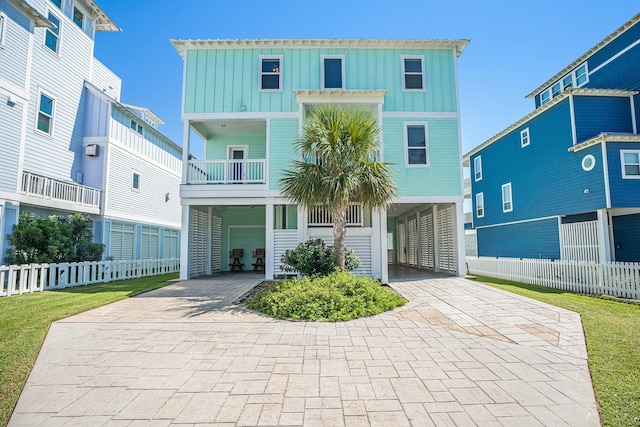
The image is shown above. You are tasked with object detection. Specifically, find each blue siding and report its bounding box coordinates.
[471,98,607,228]
[574,96,633,143]
[477,218,560,259]
[606,142,640,207]
[612,213,640,262]
[586,22,640,90]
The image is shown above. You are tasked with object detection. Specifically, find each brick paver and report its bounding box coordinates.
[9,274,600,426]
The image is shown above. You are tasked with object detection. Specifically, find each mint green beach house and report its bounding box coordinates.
[171,38,468,283]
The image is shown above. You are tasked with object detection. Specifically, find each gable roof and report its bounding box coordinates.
[170,38,469,59]
[526,13,640,99]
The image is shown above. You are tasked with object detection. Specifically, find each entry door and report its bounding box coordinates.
[228,147,247,182]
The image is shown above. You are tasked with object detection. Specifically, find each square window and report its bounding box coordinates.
[473,156,482,181]
[621,150,640,178]
[322,56,344,89]
[502,183,513,212]
[520,128,530,147]
[402,56,424,90]
[260,56,282,91]
[45,12,60,53]
[37,92,55,135]
[73,7,83,29]
[405,123,429,166]
[132,172,140,190]
[476,193,484,218]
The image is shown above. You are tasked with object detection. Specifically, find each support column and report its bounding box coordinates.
[433,205,440,272]
[597,209,612,262]
[380,209,389,284]
[266,203,275,280]
[182,121,191,185]
[297,205,307,244]
[455,201,467,277]
[180,205,190,279]
[206,207,212,275]
[371,208,382,280]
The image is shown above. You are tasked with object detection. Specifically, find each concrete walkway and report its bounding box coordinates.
[9,274,600,426]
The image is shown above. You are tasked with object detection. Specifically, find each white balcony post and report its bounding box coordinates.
[182,121,191,185]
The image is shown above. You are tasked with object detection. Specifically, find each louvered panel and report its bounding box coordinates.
[122,226,135,261]
[163,229,179,259]
[109,229,122,260]
[274,230,298,275]
[306,232,372,276]
[421,210,435,269]
[407,216,418,266]
[211,215,222,272]
[397,221,407,265]
[189,209,208,277]
[437,205,457,273]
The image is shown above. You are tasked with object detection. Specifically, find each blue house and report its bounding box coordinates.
[463,13,640,263]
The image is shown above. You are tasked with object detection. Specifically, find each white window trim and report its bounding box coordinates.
[502,182,513,213]
[35,88,56,136]
[403,121,429,167]
[621,149,640,179]
[0,12,7,48]
[401,55,425,92]
[132,171,141,191]
[72,6,85,30]
[321,54,345,90]
[476,192,484,218]
[49,0,63,10]
[582,154,596,172]
[473,155,482,181]
[540,62,589,105]
[520,127,530,147]
[259,55,283,92]
[43,9,62,55]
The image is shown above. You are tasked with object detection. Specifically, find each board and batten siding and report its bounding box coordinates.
[573,95,634,143]
[206,133,267,160]
[0,93,23,192]
[184,48,458,114]
[269,118,299,190]
[104,145,181,227]
[382,117,461,197]
[0,0,32,91]
[83,89,110,137]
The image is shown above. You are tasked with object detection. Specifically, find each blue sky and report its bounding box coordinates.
[94,1,638,159]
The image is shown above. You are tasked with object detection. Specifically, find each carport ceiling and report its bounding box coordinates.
[387,203,426,218]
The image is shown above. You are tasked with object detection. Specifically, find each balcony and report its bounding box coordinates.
[187,159,266,184]
[21,172,101,209]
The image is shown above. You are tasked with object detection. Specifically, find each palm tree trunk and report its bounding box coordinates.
[333,209,347,269]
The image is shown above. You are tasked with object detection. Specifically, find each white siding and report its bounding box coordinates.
[0,1,31,90]
[0,93,23,192]
[83,90,110,137]
[89,58,121,101]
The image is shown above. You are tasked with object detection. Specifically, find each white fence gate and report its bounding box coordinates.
[466,256,640,299]
[560,220,599,262]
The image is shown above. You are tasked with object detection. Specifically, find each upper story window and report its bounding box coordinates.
[621,150,640,179]
[575,64,588,86]
[44,12,61,54]
[502,182,513,212]
[405,122,429,166]
[130,119,143,134]
[476,193,484,218]
[540,63,589,105]
[259,55,282,91]
[473,156,482,181]
[132,172,140,190]
[321,55,344,89]
[520,128,530,147]
[36,91,55,135]
[50,0,62,9]
[73,7,84,29]
[0,13,6,47]
[402,55,424,91]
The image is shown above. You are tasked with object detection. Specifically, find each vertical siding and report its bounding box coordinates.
[382,117,461,196]
[612,213,640,262]
[269,118,299,190]
[0,94,23,192]
[574,95,633,143]
[606,141,640,208]
[184,47,458,114]
[477,218,561,259]
[206,133,267,160]
[83,90,110,137]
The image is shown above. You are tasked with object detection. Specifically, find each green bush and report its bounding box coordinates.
[246,270,406,322]
[280,238,361,277]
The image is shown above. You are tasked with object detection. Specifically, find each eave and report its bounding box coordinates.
[568,133,640,152]
[170,38,469,59]
[9,0,52,27]
[83,0,120,32]
[293,89,389,104]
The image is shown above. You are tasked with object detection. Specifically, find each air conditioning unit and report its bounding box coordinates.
[85,144,99,157]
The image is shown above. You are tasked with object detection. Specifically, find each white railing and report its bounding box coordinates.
[21,172,101,209]
[308,204,363,227]
[187,159,266,184]
[0,258,180,297]
[466,256,640,299]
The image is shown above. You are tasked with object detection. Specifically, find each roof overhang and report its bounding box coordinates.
[526,12,640,99]
[170,38,470,59]
[568,133,640,152]
[120,103,165,125]
[9,0,52,27]
[463,88,638,161]
[82,0,120,32]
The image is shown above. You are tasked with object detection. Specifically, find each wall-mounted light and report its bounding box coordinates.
[584,189,590,194]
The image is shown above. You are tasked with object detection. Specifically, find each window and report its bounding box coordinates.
[0,13,6,47]
[405,122,429,166]
[575,64,588,86]
[551,83,561,98]
[130,119,143,134]
[540,91,550,105]
[260,56,282,91]
[476,193,484,218]
[44,12,60,53]
[502,183,513,212]
[73,7,83,29]
[49,0,62,9]
[520,128,530,147]
[473,156,482,181]
[36,91,55,135]
[132,172,140,190]
[321,55,344,89]
[621,150,640,178]
[402,56,424,91]
[562,75,573,90]
[540,63,588,105]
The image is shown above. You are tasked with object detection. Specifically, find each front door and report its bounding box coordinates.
[228,147,247,182]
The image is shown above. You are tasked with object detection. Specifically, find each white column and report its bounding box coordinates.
[432,205,440,272]
[206,207,212,275]
[182,121,191,185]
[371,208,382,280]
[266,203,275,279]
[455,201,467,277]
[380,209,389,284]
[297,205,307,244]
[180,205,190,279]
[597,209,612,262]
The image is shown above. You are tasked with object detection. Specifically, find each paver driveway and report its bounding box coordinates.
[9,274,600,426]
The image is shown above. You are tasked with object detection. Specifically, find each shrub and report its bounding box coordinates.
[280,238,361,277]
[246,270,406,322]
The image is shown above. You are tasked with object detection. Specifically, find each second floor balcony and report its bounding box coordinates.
[187,159,266,184]
[20,171,101,212]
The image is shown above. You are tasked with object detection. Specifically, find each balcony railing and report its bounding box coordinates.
[308,204,364,227]
[187,159,266,184]
[21,172,101,209]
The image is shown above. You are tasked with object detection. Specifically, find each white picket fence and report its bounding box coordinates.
[0,258,180,297]
[466,256,640,299]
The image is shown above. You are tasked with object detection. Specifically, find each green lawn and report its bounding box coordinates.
[474,275,640,427]
[0,273,177,426]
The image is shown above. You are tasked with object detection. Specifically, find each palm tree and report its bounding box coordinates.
[279,105,397,269]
